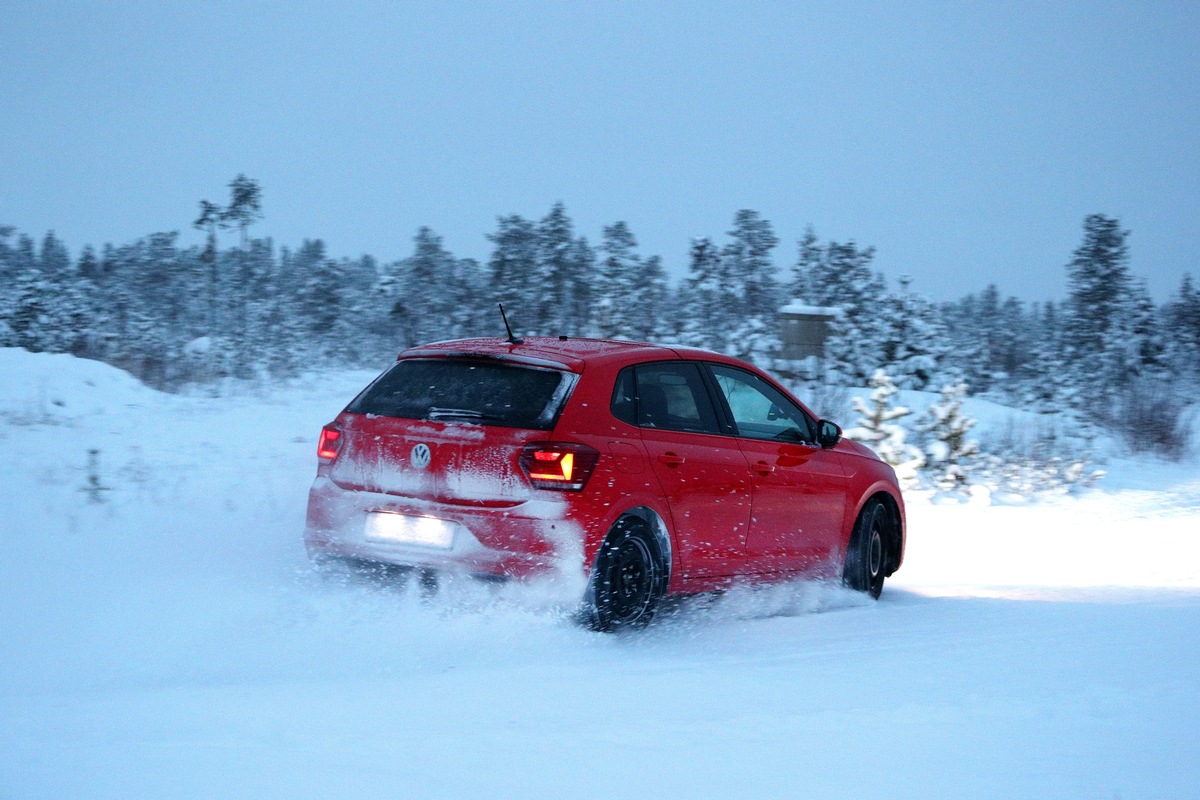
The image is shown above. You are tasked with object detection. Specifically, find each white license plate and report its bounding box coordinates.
[364,513,457,549]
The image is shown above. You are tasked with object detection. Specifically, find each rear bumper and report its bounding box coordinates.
[303,476,583,579]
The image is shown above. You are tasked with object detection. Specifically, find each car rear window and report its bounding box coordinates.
[345,358,575,430]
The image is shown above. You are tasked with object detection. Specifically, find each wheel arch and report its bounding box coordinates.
[863,489,905,576]
[608,505,674,590]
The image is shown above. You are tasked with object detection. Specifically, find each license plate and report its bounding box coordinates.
[364,513,457,549]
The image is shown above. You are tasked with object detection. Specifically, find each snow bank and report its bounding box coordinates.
[0,348,158,423]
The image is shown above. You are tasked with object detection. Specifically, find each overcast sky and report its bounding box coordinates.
[3,1,1196,301]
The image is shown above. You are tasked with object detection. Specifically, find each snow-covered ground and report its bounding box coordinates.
[2,348,1198,799]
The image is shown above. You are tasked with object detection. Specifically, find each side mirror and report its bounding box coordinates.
[817,419,842,448]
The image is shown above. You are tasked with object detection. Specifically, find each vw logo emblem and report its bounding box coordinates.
[410,443,432,469]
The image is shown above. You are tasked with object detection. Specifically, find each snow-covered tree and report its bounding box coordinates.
[919,380,980,490]
[881,275,948,390]
[536,202,593,336]
[844,369,923,488]
[1064,214,1130,360]
[1162,273,1200,379]
[402,227,459,346]
[723,209,780,320]
[487,215,539,334]
[596,221,644,339]
[566,236,596,336]
[1062,214,1145,402]
[793,235,888,383]
[679,236,728,350]
[790,224,822,301]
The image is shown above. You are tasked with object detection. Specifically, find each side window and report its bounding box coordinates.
[611,367,637,426]
[709,364,816,443]
[610,363,721,434]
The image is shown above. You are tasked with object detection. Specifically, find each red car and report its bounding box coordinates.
[304,336,905,630]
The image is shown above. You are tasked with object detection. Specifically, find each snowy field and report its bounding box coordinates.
[2,348,1198,799]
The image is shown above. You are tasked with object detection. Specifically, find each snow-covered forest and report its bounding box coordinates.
[3,179,1198,468]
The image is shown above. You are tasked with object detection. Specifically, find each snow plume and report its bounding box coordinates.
[845,369,924,488]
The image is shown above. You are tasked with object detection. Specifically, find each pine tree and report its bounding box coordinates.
[919,380,980,490]
[290,239,340,360]
[881,275,947,390]
[566,236,596,336]
[0,227,17,345]
[219,175,264,377]
[794,235,887,383]
[487,215,539,334]
[723,209,780,320]
[681,236,729,349]
[1162,274,1200,379]
[193,199,222,333]
[597,221,643,339]
[630,255,668,341]
[17,231,75,353]
[790,224,821,301]
[1023,301,1076,412]
[536,202,588,335]
[6,233,49,352]
[1065,214,1130,354]
[844,370,924,488]
[404,226,458,346]
[450,257,487,340]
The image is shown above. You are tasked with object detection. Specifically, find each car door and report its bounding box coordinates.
[615,362,752,579]
[706,364,848,574]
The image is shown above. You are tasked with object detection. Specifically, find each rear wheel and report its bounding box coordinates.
[584,517,667,632]
[843,499,889,599]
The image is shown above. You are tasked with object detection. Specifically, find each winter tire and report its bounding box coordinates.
[843,498,889,599]
[584,516,667,632]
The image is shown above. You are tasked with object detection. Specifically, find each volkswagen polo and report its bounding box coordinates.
[304,335,905,630]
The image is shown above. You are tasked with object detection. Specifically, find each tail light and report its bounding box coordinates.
[519,442,600,491]
[317,424,343,461]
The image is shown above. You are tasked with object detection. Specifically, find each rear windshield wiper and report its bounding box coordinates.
[427,407,504,422]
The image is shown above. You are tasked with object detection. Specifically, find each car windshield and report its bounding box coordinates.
[345,358,574,430]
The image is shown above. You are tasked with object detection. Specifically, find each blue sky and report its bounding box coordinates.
[3,1,1196,301]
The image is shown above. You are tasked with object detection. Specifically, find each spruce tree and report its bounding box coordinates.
[881,275,946,390]
[844,369,924,488]
[681,236,727,349]
[723,209,779,320]
[1063,214,1132,397]
[597,221,643,339]
[487,215,539,334]
[566,236,596,336]
[791,224,821,301]
[1162,274,1200,379]
[536,202,582,335]
[919,380,980,490]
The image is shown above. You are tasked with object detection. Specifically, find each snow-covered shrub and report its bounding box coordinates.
[1104,376,1195,461]
[974,416,1104,500]
[918,380,979,490]
[845,370,923,488]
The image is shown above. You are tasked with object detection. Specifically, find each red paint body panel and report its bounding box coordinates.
[303,337,906,593]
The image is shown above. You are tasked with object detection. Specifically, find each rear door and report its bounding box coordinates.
[706,364,848,573]
[616,362,752,578]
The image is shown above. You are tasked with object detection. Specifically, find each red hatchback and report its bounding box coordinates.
[304,336,905,630]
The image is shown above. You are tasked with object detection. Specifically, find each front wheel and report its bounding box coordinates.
[584,517,667,632]
[843,499,889,599]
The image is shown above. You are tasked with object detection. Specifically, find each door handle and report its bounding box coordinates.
[752,460,775,476]
[657,452,686,468]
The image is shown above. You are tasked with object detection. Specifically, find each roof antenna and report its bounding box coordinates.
[498,303,524,345]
